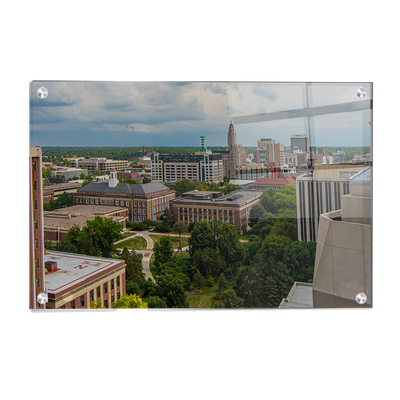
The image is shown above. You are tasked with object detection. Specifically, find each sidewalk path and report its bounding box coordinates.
[115,231,155,283]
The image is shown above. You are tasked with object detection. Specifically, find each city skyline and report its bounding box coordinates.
[30,81,371,148]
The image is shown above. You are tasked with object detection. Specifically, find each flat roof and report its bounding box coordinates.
[173,190,263,206]
[44,205,126,230]
[229,180,256,185]
[44,251,125,296]
[279,282,313,308]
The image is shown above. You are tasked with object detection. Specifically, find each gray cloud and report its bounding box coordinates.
[203,83,227,96]
[251,84,278,102]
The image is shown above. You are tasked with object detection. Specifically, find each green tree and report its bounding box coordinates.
[56,225,81,253]
[282,240,317,283]
[146,296,168,308]
[123,249,145,294]
[111,294,148,308]
[208,219,224,234]
[271,261,293,301]
[270,219,298,241]
[174,178,197,197]
[90,299,104,309]
[235,266,259,307]
[189,221,216,256]
[150,274,189,308]
[172,221,188,235]
[258,276,279,307]
[193,270,205,289]
[249,203,268,227]
[82,216,123,257]
[218,273,229,290]
[192,247,224,280]
[196,182,209,191]
[215,289,245,308]
[260,187,276,214]
[216,223,243,267]
[259,234,292,263]
[53,191,74,209]
[153,236,173,268]
[160,209,174,228]
[249,216,277,237]
[205,276,215,287]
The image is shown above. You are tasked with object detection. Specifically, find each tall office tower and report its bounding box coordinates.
[291,134,309,153]
[227,122,237,147]
[255,138,284,168]
[29,146,45,309]
[222,123,247,179]
[313,166,371,307]
[296,163,369,242]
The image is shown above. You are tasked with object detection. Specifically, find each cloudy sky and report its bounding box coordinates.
[30,81,372,148]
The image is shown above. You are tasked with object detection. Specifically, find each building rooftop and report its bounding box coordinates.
[77,181,170,195]
[229,180,256,186]
[44,251,125,296]
[44,205,127,230]
[350,165,371,186]
[279,282,313,308]
[173,190,263,205]
[253,177,295,185]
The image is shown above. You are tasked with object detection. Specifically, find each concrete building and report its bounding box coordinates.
[313,166,371,308]
[44,205,128,244]
[51,167,88,180]
[291,134,309,153]
[30,146,45,309]
[296,163,369,242]
[222,123,247,179]
[248,176,296,190]
[278,282,313,308]
[44,251,126,309]
[69,157,129,173]
[42,181,82,204]
[73,169,175,222]
[284,151,308,167]
[170,189,263,233]
[255,139,284,168]
[151,152,224,183]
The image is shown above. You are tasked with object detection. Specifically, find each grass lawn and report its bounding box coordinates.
[186,277,221,308]
[149,235,189,248]
[122,232,136,239]
[117,236,147,250]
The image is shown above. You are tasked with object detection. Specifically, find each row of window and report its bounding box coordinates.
[59,276,121,309]
[179,208,233,216]
[74,196,173,207]
[180,215,233,223]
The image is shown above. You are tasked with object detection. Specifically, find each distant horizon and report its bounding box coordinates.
[38,144,371,149]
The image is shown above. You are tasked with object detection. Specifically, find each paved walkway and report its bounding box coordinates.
[115,231,155,283]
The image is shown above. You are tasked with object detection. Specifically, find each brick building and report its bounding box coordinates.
[117,171,139,181]
[170,190,263,233]
[236,164,278,180]
[44,205,128,244]
[30,147,45,309]
[72,169,174,222]
[44,251,126,309]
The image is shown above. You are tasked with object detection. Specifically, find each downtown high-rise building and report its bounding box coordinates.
[222,123,247,179]
[291,134,309,153]
[255,138,284,168]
